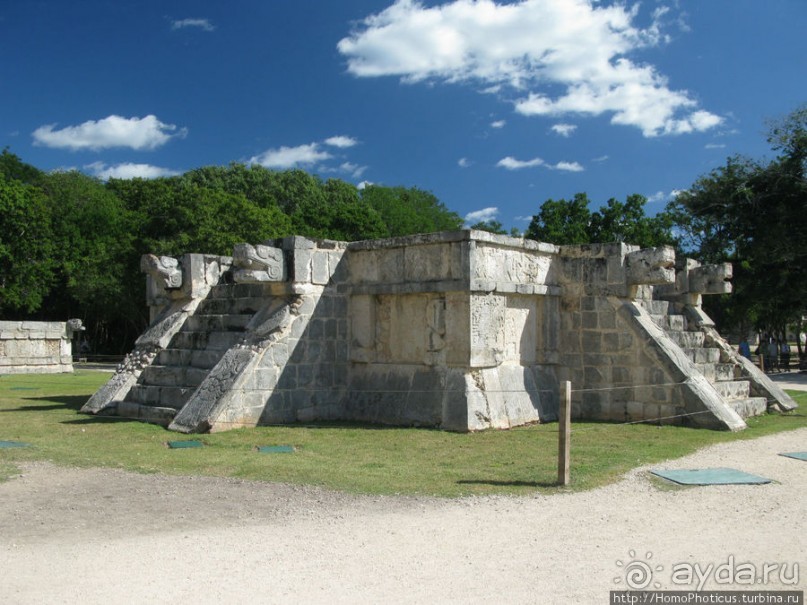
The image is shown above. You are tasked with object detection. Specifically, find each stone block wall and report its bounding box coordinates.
[0,321,74,374]
[84,230,795,433]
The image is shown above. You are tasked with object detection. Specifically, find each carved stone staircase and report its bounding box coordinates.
[645,300,768,419]
[117,284,264,425]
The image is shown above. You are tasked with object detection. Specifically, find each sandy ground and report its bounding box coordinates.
[1,427,805,605]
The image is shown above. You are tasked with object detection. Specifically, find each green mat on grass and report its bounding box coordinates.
[651,467,771,485]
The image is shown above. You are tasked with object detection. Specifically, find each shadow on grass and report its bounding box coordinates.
[457,479,559,488]
[0,395,89,412]
[255,420,445,432]
[61,416,140,425]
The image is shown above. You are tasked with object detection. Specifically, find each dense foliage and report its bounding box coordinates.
[0,152,462,353]
[526,192,675,249]
[665,105,807,346]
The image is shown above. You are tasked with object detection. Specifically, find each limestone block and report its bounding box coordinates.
[473,244,554,286]
[378,248,405,283]
[499,365,543,426]
[581,330,602,351]
[404,243,459,282]
[626,400,645,421]
[502,296,537,364]
[470,293,505,367]
[348,250,379,283]
[311,251,330,285]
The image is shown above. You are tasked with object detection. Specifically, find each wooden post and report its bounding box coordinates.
[558,380,571,486]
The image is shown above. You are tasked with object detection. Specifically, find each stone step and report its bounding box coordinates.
[713,380,750,400]
[667,330,705,348]
[156,349,224,370]
[696,362,736,382]
[650,314,687,332]
[684,347,720,364]
[117,401,177,426]
[729,397,768,419]
[127,384,196,410]
[184,314,251,332]
[169,330,244,352]
[643,300,671,316]
[139,365,209,388]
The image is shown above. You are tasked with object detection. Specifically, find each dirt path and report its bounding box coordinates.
[1,428,805,604]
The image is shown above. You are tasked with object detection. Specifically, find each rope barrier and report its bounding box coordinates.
[1,374,792,430]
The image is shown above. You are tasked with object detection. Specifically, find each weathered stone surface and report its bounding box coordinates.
[232,244,286,283]
[690,263,733,295]
[84,230,796,434]
[0,321,75,375]
[141,254,183,289]
[626,246,675,285]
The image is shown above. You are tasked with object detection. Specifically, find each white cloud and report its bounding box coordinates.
[171,18,215,32]
[465,207,499,223]
[592,155,609,162]
[85,161,179,180]
[357,180,373,190]
[325,135,359,148]
[249,143,333,169]
[551,123,577,137]
[647,189,685,204]
[338,0,721,137]
[458,157,472,168]
[340,162,368,178]
[497,156,583,172]
[553,160,584,172]
[646,190,668,204]
[705,143,726,149]
[33,115,186,151]
[497,156,545,170]
[490,119,506,129]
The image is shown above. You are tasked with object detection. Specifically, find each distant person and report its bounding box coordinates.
[766,338,779,373]
[738,338,751,359]
[779,340,791,372]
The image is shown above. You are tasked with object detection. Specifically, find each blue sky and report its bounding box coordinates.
[2,0,805,230]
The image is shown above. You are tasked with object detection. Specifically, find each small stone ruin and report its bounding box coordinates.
[82,231,796,432]
[0,319,84,374]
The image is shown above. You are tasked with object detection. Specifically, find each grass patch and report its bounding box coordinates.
[0,371,805,497]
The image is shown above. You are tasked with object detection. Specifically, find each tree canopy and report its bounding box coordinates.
[526,192,673,249]
[0,152,463,353]
[0,172,54,312]
[665,105,807,338]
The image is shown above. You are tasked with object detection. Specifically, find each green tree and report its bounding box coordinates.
[0,148,45,185]
[666,105,807,340]
[526,193,592,244]
[0,173,55,313]
[468,219,508,235]
[110,177,292,256]
[291,179,387,241]
[37,171,140,350]
[361,185,463,237]
[590,194,675,249]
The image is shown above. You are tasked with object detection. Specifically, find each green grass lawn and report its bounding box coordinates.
[0,371,804,497]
